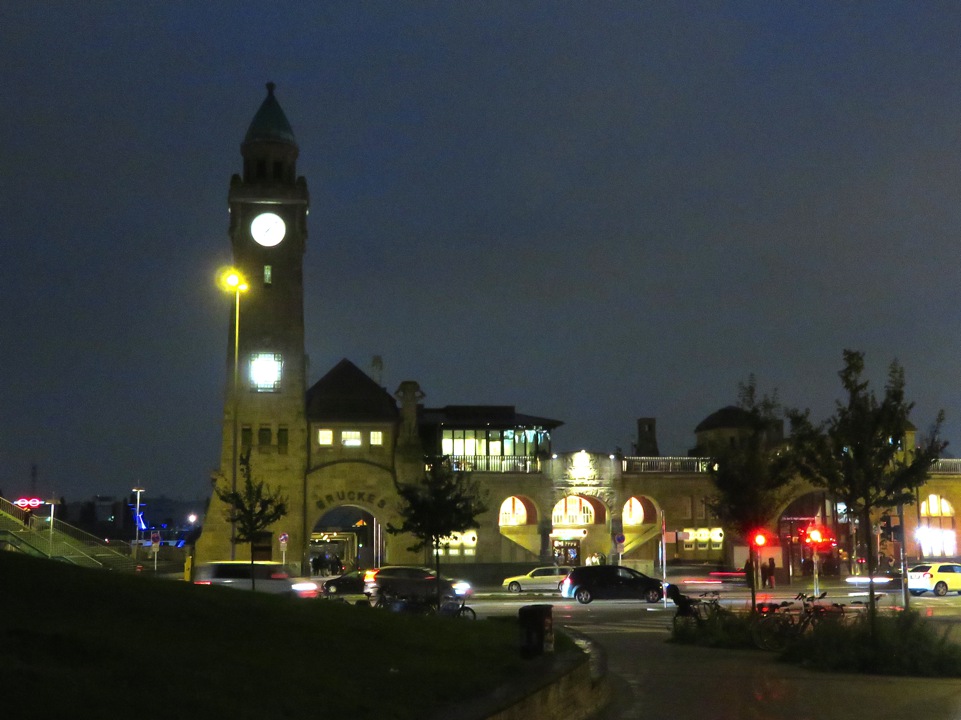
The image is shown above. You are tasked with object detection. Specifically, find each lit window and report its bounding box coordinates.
[370,431,383,446]
[499,497,528,526]
[623,497,645,526]
[919,494,957,557]
[249,353,283,392]
[342,431,361,447]
[317,429,333,445]
[264,265,272,286]
[552,496,595,526]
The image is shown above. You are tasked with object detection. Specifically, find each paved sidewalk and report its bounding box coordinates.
[590,626,961,720]
[572,584,961,720]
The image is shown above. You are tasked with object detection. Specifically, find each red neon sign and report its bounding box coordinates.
[15,497,43,508]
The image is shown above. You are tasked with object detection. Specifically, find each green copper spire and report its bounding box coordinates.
[244,82,296,146]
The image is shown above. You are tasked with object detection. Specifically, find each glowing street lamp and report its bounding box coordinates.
[219,268,248,559]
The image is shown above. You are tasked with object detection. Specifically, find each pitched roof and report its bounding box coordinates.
[305,359,398,423]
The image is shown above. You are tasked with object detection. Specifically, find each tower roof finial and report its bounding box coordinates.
[266,81,276,96]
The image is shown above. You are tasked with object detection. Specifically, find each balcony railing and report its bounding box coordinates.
[931,458,961,474]
[448,455,539,473]
[621,456,711,473]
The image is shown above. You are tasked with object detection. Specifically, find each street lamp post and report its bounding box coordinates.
[220,269,249,560]
[132,486,144,560]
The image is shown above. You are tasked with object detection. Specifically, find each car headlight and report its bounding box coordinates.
[452,581,472,596]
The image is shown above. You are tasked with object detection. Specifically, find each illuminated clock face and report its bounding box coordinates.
[250,353,283,391]
[250,212,286,247]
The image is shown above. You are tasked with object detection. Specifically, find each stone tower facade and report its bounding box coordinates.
[195,83,310,566]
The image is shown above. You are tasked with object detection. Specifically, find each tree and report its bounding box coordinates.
[388,457,488,605]
[704,377,798,612]
[215,449,288,591]
[786,350,946,629]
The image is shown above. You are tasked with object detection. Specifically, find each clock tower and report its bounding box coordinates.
[196,83,310,567]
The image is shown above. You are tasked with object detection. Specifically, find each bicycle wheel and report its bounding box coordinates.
[752,614,791,652]
[456,606,477,620]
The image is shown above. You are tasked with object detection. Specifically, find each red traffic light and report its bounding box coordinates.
[751,531,767,547]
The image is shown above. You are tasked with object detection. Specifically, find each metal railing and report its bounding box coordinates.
[621,456,711,473]
[0,496,141,571]
[448,455,540,473]
[931,458,961,474]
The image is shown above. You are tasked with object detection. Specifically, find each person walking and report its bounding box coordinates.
[766,558,776,589]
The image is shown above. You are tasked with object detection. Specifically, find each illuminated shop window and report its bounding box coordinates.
[552,496,595,526]
[249,353,283,392]
[370,431,383,446]
[623,497,645,526]
[919,494,957,557]
[341,431,361,447]
[317,429,333,446]
[499,496,528,526]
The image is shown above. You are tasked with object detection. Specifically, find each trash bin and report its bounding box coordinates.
[518,604,554,658]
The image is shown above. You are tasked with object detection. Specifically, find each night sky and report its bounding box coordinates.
[4,3,961,502]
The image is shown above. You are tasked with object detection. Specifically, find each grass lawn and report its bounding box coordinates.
[1,551,576,718]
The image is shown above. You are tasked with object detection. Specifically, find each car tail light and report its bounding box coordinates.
[292,582,319,598]
[924,572,933,579]
[194,581,211,585]
[363,569,379,583]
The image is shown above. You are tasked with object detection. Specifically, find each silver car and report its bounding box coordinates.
[502,566,573,593]
[193,561,319,598]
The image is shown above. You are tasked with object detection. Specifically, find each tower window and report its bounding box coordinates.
[241,426,252,451]
[264,265,272,286]
[278,427,289,454]
[317,429,333,446]
[370,431,383,446]
[341,431,361,447]
[258,426,271,447]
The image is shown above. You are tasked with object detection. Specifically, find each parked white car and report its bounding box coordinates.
[193,561,319,598]
[501,566,572,593]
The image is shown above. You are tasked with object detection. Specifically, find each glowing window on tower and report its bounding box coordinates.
[317,429,333,446]
[249,353,283,392]
[264,265,272,286]
[341,431,361,447]
[370,431,383,446]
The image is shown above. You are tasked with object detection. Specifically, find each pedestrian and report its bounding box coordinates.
[766,558,776,589]
[760,559,770,588]
[744,557,754,590]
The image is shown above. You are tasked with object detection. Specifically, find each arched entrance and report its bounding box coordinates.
[550,495,608,566]
[310,505,381,575]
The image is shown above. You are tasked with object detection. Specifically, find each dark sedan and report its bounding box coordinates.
[560,565,663,604]
[322,570,366,599]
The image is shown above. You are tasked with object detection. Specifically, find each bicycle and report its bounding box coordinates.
[671,590,730,634]
[751,592,847,651]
